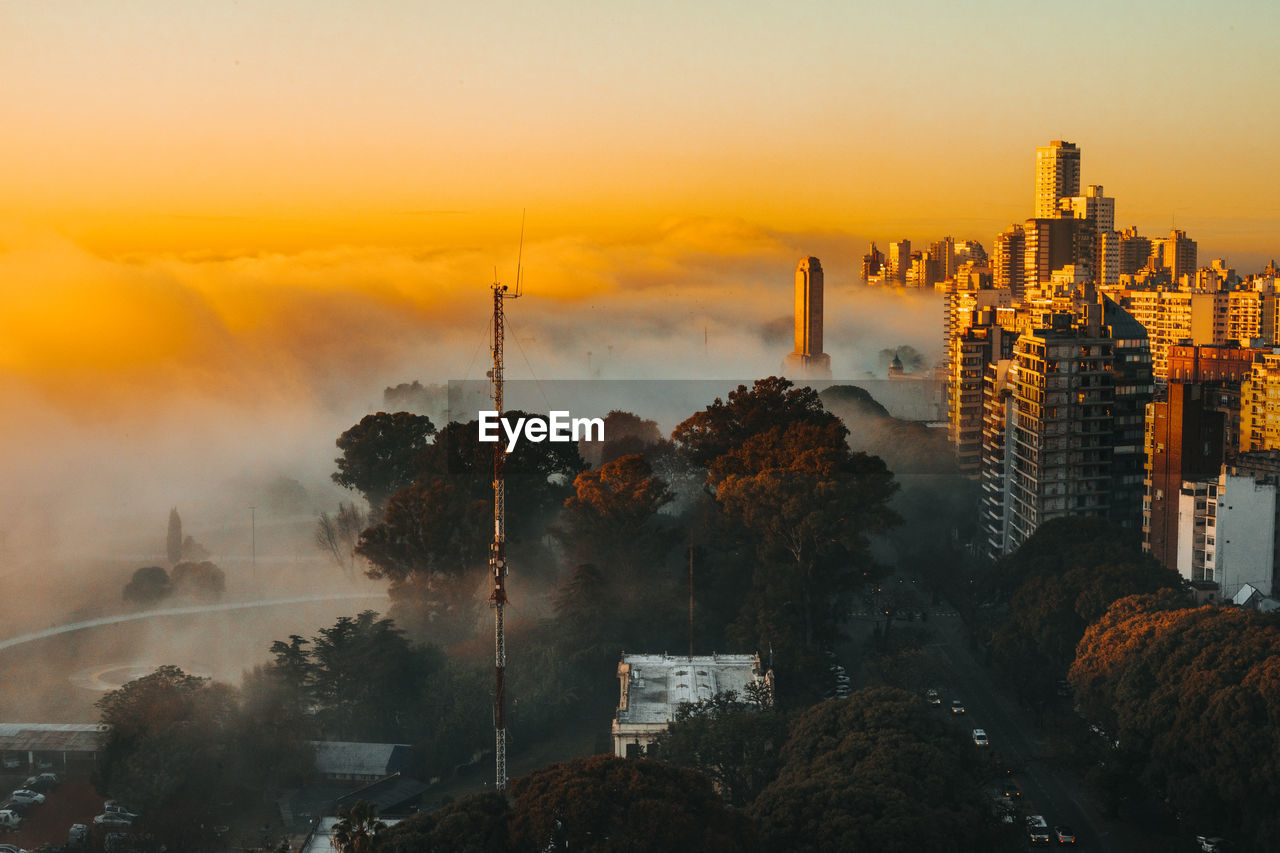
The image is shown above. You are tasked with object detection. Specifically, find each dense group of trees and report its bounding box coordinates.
[978,517,1181,703]
[1070,592,1280,847]
[122,560,226,604]
[94,665,313,847]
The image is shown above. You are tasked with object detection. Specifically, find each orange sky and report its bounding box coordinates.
[2,1,1279,403]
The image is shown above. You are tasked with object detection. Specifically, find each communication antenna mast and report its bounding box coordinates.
[489,213,524,793]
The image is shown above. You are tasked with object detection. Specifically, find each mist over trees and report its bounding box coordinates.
[332,412,438,516]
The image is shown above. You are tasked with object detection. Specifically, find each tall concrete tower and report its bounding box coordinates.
[784,256,832,378]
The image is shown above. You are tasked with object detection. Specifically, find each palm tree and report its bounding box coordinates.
[331,800,386,853]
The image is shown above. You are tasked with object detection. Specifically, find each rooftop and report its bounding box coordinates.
[0,723,103,753]
[616,653,762,726]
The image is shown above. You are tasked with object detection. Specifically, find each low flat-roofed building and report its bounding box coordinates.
[310,741,413,783]
[612,653,768,758]
[0,723,103,771]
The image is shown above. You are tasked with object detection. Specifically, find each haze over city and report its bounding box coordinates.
[2,2,1280,851]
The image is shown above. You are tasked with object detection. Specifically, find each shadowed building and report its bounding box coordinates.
[784,256,832,378]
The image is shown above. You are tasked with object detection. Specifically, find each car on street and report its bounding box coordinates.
[1000,780,1022,799]
[1026,814,1051,844]
[7,791,43,807]
[972,728,989,746]
[1054,824,1077,844]
[950,699,966,714]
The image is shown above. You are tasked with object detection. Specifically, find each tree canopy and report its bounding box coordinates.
[332,411,437,513]
[671,376,844,467]
[748,688,1015,853]
[986,517,1182,698]
[506,754,758,852]
[1070,592,1280,848]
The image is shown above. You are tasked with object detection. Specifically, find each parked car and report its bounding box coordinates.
[68,823,89,847]
[22,774,58,793]
[972,728,989,746]
[1026,814,1051,844]
[8,791,43,807]
[924,688,941,705]
[93,812,135,828]
[0,844,29,853]
[0,758,19,771]
[1196,836,1228,852]
[103,802,139,819]
[0,802,28,818]
[1054,824,1077,844]
[0,810,20,831]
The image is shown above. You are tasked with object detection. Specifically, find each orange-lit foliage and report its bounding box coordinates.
[1070,593,1280,846]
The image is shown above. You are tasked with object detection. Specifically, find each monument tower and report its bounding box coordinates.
[784,256,832,378]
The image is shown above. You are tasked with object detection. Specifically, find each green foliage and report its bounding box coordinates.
[122,565,170,604]
[654,690,791,807]
[267,612,488,777]
[749,688,1015,853]
[714,420,899,675]
[333,411,437,512]
[672,376,844,467]
[94,666,238,839]
[1070,593,1280,848]
[373,792,511,853]
[988,518,1181,695]
[333,800,387,853]
[506,754,759,852]
[170,560,226,599]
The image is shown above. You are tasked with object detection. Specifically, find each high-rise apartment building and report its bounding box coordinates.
[1034,140,1081,219]
[1022,218,1076,292]
[861,243,884,282]
[1152,229,1198,285]
[887,240,912,286]
[1239,352,1280,452]
[982,299,1152,554]
[993,225,1026,297]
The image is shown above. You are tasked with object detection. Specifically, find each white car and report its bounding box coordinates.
[93,812,136,827]
[972,728,989,746]
[7,790,43,806]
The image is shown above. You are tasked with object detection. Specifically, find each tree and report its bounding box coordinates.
[166,507,182,566]
[170,560,226,599]
[714,421,899,657]
[372,792,510,853]
[332,412,437,514]
[555,454,675,579]
[316,502,369,576]
[333,800,387,853]
[749,688,1016,853]
[506,754,759,852]
[988,518,1181,697]
[94,666,238,840]
[1070,593,1280,849]
[671,376,844,467]
[653,690,791,807]
[123,566,171,604]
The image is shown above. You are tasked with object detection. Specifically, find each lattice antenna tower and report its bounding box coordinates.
[488,213,523,792]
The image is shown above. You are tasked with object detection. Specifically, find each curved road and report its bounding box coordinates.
[0,592,387,652]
